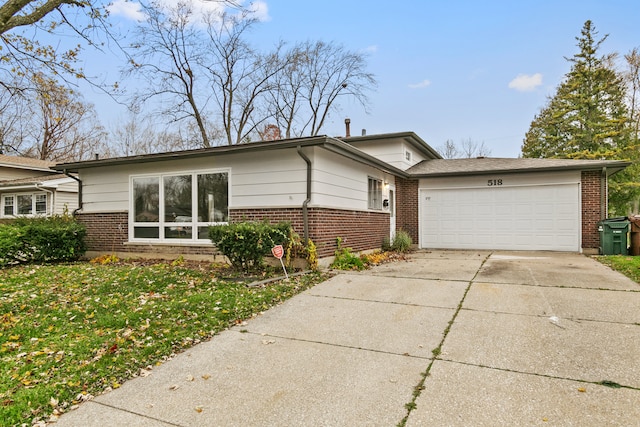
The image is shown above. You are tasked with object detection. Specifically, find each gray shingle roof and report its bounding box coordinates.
[0,155,54,170]
[406,157,630,177]
[0,174,69,188]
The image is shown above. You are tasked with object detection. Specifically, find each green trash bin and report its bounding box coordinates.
[597,217,629,255]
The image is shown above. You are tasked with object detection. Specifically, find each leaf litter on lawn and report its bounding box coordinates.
[0,260,330,427]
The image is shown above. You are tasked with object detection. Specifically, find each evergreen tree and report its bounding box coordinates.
[522,20,631,159]
[522,20,637,215]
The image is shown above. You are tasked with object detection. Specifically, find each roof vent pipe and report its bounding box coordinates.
[362,129,366,136]
[344,118,351,138]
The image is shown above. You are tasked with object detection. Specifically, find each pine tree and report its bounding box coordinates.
[521,20,638,215]
[522,20,631,159]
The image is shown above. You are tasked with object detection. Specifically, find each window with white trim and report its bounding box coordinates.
[131,171,229,242]
[368,177,383,210]
[2,193,48,217]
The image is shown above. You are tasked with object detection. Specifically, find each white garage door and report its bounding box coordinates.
[420,183,580,251]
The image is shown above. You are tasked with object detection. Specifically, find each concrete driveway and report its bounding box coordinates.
[54,250,640,426]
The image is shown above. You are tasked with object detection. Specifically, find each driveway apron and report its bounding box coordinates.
[54,251,640,426]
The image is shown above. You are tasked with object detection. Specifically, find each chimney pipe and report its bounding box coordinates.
[344,118,351,138]
[362,129,366,136]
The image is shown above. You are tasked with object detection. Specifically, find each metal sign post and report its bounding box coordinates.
[271,245,288,279]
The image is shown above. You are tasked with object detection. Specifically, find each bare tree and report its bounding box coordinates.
[267,40,377,137]
[126,1,213,146]
[19,72,107,162]
[624,48,640,141]
[438,138,492,159]
[437,139,459,159]
[203,13,286,145]
[460,138,491,158]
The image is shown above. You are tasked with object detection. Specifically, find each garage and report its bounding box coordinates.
[419,171,581,251]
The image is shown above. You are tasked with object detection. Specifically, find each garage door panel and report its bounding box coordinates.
[420,183,580,251]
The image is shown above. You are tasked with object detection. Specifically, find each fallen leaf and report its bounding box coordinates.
[186,374,195,382]
[195,406,203,413]
[262,339,276,345]
[201,374,211,380]
[169,385,180,391]
[578,387,586,393]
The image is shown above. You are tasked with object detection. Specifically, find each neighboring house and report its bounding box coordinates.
[0,155,79,218]
[53,132,628,260]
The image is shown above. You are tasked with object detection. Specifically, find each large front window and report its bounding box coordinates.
[132,171,229,241]
[2,193,48,217]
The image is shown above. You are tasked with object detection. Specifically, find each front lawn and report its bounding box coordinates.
[596,255,640,283]
[0,260,329,427]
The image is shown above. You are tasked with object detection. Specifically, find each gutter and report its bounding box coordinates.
[63,170,82,215]
[601,166,607,219]
[296,146,311,244]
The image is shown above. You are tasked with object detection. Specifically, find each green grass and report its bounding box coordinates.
[0,261,329,426]
[596,255,640,283]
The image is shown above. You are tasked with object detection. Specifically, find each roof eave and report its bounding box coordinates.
[340,131,443,160]
[408,161,631,178]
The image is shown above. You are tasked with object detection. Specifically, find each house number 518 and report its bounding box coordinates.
[487,179,503,186]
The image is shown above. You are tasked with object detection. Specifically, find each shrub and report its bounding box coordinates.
[209,221,290,272]
[330,237,365,270]
[284,229,318,271]
[392,230,412,253]
[0,215,86,267]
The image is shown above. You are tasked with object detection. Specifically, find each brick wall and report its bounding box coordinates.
[231,207,389,258]
[396,177,419,244]
[75,212,218,258]
[581,171,603,251]
[78,207,389,260]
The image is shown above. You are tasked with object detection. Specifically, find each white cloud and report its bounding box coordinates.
[247,1,270,22]
[363,45,378,54]
[508,73,543,92]
[408,79,431,89]
[108,0,270,24]
[108,0,145,21]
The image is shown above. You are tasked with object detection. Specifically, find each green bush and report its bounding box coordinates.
[330,237,365,270]
[0,216,87,267]
[209,221,290,272]
[391,230,412,253]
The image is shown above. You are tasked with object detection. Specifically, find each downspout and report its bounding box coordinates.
[34,184,54,216]
[601,167,607,219]
[63,170,83,216]
[297,146,311,244]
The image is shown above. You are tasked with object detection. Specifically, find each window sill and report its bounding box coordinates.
[124,241,214,247]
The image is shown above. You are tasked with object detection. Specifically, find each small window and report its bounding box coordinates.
[368,177,382,210]
[35,194,47,215]
[4,196,14,216]
[405,150,412,162]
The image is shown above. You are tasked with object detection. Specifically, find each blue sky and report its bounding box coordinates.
[94,0,640,157]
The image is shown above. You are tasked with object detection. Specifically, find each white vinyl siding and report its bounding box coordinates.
[79,148,394,214]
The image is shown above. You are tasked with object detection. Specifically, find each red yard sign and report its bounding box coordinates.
[271,244,284,260]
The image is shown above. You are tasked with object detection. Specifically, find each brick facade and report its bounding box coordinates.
[395,177,419,244]
[76,171,605,259]
[77,207,390,260]
[231,207,390,258]
[75,212,219,259]
[581,170,604,251]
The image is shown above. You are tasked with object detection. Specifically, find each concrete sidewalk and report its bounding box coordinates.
[54,251,640,426]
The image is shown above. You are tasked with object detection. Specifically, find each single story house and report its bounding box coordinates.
[0,155,79,218]
[53,132,629,260]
